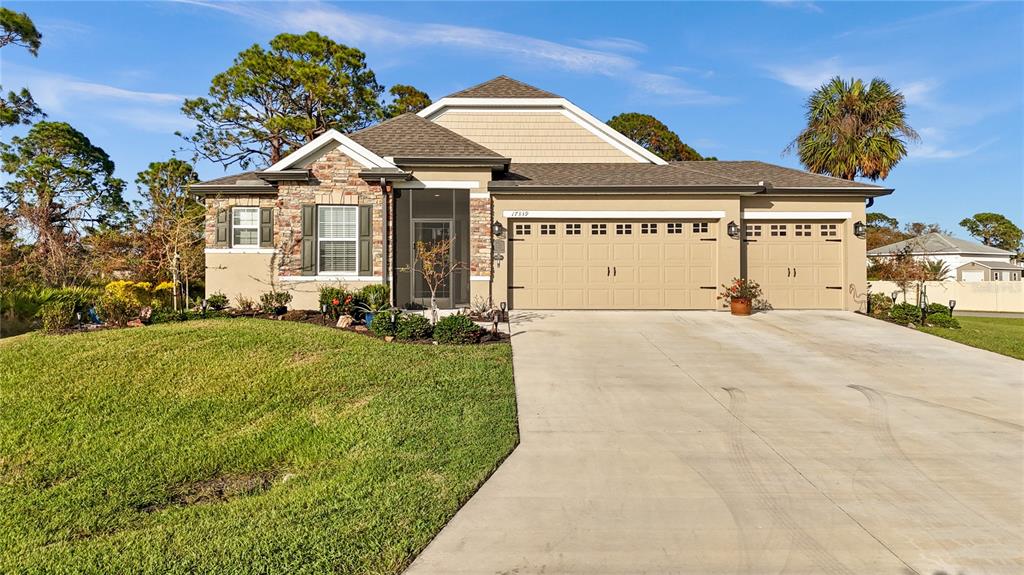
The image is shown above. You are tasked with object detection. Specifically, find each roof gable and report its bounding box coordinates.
[868,232,1013,256]
[262,129,396,173]
[348,113,506,160]
[444,76,561,99]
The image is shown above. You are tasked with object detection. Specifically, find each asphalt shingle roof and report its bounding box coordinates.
[491,163,754,188]
[868,233,1014,256]
[349,113,506,159]
[195,171,269,187]
[670,161,888,190]
[444,76,561,99]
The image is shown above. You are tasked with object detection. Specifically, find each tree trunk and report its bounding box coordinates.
[430,294,438,325]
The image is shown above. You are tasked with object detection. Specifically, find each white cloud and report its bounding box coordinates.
[762,0,823,14]
[576,37,647,54]
[64,80,185,104]
[764,57,938,106]
[176,1,727,106]
[908,127,996,160]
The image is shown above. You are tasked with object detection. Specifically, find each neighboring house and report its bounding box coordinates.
[196,76,891,311]
[868,233,1021,282]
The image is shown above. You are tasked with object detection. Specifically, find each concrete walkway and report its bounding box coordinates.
[406,311,1023,575]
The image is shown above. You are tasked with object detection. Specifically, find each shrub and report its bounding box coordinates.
[39,301,76,333]
[370,309,399,337]
[433,314,483,345]
[926,313,961,329]
[260,291,293,315]
[152,281,175,307]
[869,292,893,318]
[926,302,950,316]
[396,313,432,340]
[319,286,355,319]
[718,277,763,303]
[235,294,257,313]
[888,302,922,325]
[97,291,138,327]
[206,292,229,311]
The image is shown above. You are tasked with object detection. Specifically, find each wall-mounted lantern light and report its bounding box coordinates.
[854,221,867,238]
[727,221,740,239]
[491,221,505,237]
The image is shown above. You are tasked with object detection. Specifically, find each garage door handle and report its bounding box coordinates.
[607,266,610,277]
[826,286,842,290]
[613,266,617,277]
[787,267,791,277]
[793,267,797,278]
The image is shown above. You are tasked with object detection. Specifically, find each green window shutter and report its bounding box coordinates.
[358,205,372,276]
[301,205,316,276]
[215,208,229,247]
[259,207,274,248]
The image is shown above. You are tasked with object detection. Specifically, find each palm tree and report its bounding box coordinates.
[923,259,952,281]
[787,77,919,180]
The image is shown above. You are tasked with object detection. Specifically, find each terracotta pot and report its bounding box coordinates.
[730,298,752,316]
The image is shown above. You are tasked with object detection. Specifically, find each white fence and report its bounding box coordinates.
[869,280,1024,313]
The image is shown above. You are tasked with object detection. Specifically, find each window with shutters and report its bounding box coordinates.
[540,223,556,235]
[667,222,683,234]
[770,224,787,237]
[820,224,838,237]
[641,223,658,234]
[745,224,762,238]
[616,223,632,235]
[318,206,358,274]
[795,224,812,237]
[692,222,709,234]
[591,223,607,235]
[565,223,581,235]
[231,207,260,247]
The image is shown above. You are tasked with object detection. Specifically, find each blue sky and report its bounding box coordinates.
[4,1,1022,233]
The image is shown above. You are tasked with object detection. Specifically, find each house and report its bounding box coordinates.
[196,76,892,311]
[868,233,1021,282]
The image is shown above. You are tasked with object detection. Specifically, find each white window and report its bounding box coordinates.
[232,207,260,247]
[318,206,358,274]
[993,272,1001,281]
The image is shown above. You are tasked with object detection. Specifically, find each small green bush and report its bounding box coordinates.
[39,301,76,333]
[888,302,922,325]
[869,292,893,317]
[396,313,432,340]
[433,314,483,345]
[319,286,355,319]
[926,312,961,329]
[259,291,293,314]
[206,292,229,310]
[926,302,950,316]
[358,284,390,313]
[370,309,399,337]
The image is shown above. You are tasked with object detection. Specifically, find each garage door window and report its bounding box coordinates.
[514,223,531,236]
[565,223,581,235]
[820,224,838,237]
[770,224,787,237]
[692,222,709,234]
[540,224,556,235]
[667,222,683,234]
[795,224,812,237]
[745,224,762,238]
[616,223,632,235]
[591,223,607,235]
[641,223,658,234]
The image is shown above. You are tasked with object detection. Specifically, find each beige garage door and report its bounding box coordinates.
[743,222,844,309]
[510,220,718,309]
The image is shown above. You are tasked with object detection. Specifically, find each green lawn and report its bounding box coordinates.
[0,319,518,574]
[920,315,1024,360]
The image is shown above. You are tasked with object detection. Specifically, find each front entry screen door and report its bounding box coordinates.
[412,220,452,307]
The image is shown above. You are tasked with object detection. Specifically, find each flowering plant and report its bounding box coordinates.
[718,277,762,302]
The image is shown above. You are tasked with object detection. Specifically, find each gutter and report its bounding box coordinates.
[487,184,765,195]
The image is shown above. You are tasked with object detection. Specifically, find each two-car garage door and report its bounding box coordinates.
[510,220,718,309]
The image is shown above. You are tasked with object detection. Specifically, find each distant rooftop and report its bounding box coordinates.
[869,232,1014,256]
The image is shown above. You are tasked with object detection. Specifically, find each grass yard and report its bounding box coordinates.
[0,319,518,574]
[920,315,1024,360]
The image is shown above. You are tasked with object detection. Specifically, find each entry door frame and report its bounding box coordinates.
[410,218,455,308]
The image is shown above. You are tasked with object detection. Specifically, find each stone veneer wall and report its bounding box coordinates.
[469,196,492,278]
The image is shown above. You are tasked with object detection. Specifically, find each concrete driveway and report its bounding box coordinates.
[407,311,1023,575]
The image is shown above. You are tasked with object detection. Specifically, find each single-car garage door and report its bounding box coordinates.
[743,221,844,309]
[510,220,718,309]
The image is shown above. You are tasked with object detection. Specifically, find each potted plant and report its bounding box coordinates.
[356,284,390,327]
[718,278,762,316]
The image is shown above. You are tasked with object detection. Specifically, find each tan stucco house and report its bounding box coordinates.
[196,76,892,312]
